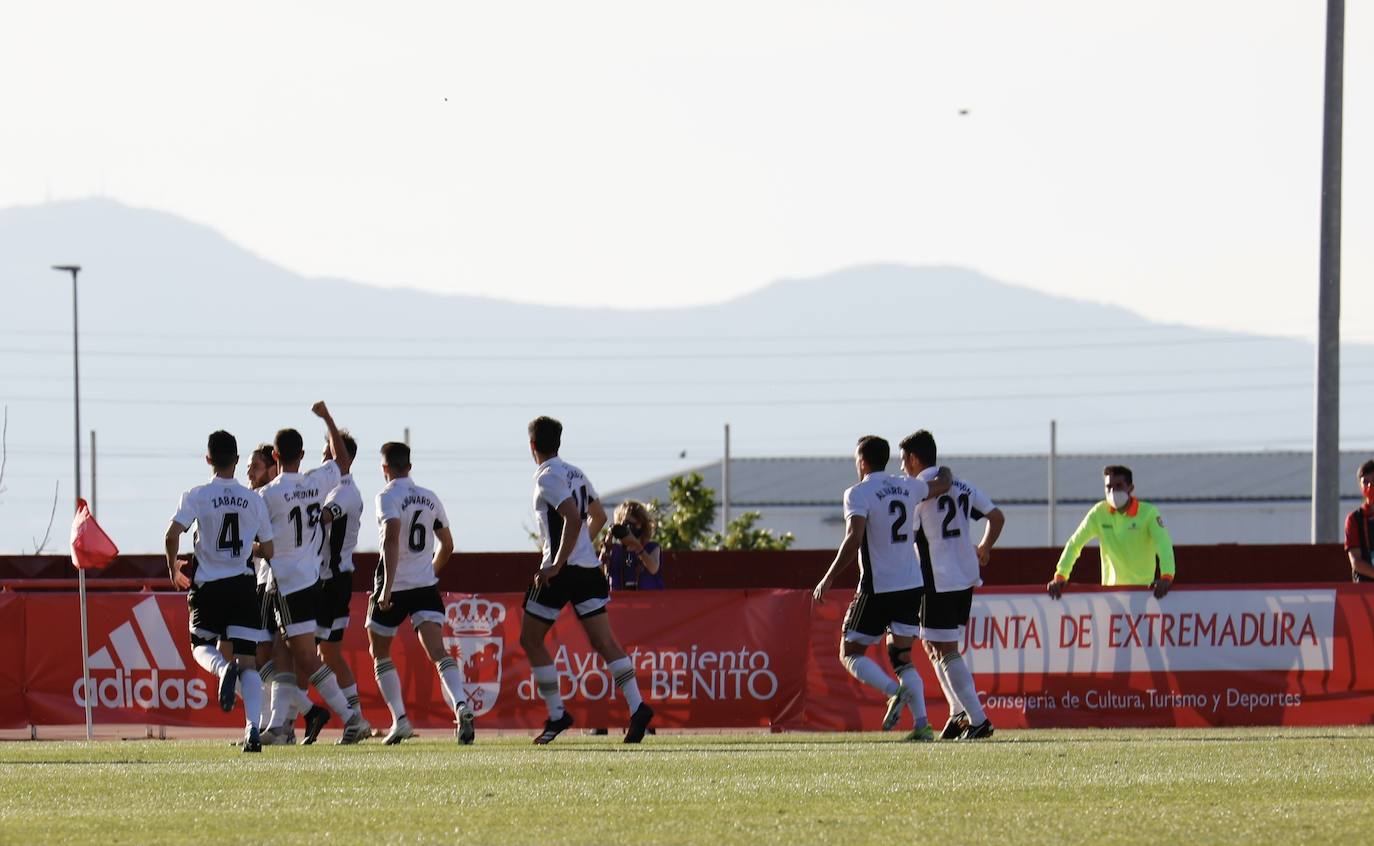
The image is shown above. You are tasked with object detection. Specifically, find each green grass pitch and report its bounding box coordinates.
[2,729,1373,845]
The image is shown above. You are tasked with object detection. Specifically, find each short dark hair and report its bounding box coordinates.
[274,428,304,463]
[528,416,563,455]
[253,443,276,468]
[899,430,937,466]
[338,430,358,460]
[1358,460,1374,479]
[1104,465,1133,485]
[381,442,411,471]
[856,435,890,471]
[207,430,237,469]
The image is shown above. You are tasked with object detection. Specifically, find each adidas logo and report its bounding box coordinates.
[72,597,210,710]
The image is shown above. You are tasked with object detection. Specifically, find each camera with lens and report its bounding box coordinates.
[610,522,639,540]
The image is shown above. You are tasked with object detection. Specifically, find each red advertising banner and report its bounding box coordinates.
[6,586,1374,731]
[0,592,25,728]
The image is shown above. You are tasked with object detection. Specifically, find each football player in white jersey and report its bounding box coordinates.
[366,441,474,745]
[245,442,297,738]
[164,430,275,752]
[257,402,364,744]
[318,431,373,737]
[812,435,951,741]
[902,429,1004,740]
[522,416,653,745]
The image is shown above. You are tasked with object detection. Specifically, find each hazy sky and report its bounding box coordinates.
[2,1,1369,339]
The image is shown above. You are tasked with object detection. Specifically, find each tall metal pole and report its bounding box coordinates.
[53,264,91,741]
[1312,0,1344,543]
[722,423,731,530]
[1049,420,1058,546]
[90,431,97,518]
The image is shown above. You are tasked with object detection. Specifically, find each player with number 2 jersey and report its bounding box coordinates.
[813,435,951,741]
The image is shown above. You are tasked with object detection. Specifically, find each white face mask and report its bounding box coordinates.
[1107,489,1130,510]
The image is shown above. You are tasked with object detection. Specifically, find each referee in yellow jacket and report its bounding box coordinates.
[1048,465,1175,600]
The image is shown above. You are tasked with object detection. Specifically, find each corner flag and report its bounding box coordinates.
[70,498,118,570]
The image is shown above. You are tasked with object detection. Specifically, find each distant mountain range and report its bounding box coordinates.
[1,199,1369,553]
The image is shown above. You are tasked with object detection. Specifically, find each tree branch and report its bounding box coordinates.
[32,480,58,555]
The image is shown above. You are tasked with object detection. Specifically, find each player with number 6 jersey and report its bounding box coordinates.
[366,441,475,746]
[902,429,1005,741]
[521,416,654,745]
[813,435,951,741]
[164,430,275,752]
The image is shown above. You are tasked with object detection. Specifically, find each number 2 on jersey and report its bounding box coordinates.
[888,499,909,543]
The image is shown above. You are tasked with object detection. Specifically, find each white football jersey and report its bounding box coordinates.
[532,457,599,568]
[323,473,365,577]
[172,476,274,586]
[259,460,342,596]
[842,471,930,594]
[375,476,449,592]
[913,467,997,593]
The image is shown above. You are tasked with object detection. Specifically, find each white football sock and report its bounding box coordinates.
[310,665,355,722]
[842,654,899,696]
[240,669,263,730]
[258,661,276,730]
[436,657,467,713]
[607,657,643,712]
[192,645,229,677]
[531,664,565,720]
[342,682,361,713]
[268,672,296,729]
[931,655,964,715]
[296,686,313,715]
[941,652,986,725]
[897,666,928,727]
[373,658,406,723]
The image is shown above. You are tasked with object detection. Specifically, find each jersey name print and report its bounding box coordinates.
[843,471,930,594]
[173,477,274,585]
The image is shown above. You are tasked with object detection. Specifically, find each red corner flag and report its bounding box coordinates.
[70,498,119,571]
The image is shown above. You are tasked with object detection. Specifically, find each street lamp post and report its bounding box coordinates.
[52,263,91,741]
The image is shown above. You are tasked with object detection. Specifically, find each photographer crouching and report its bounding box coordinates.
[601,501,664,591]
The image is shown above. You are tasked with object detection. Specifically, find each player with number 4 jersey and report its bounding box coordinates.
[366,441,475,746]
[521,416,654,745]
[165,430,275,752]
[813,435,951,741]
[902,429,1004,741]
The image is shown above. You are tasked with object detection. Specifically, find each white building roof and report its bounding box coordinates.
[605,451,1372,508]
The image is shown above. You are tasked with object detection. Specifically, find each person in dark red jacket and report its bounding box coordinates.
[1342,459,1374,583]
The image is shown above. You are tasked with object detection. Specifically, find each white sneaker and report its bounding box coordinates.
[384,717,415,746]
[261,726,295,746]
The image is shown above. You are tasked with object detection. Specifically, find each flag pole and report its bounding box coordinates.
[54,264,91,741]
